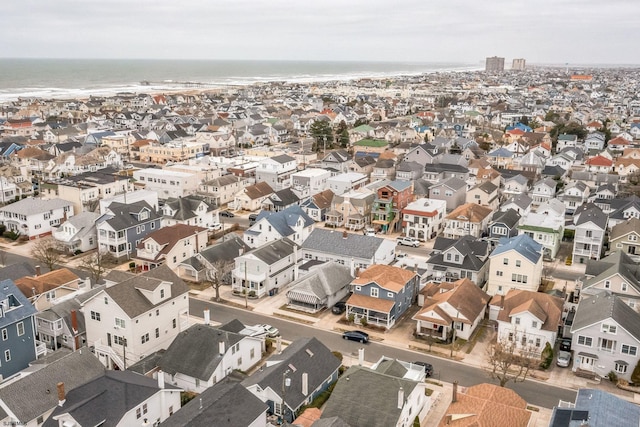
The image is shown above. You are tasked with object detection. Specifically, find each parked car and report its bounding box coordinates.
[412,361,434,377]
[342,330,369,343]
[219,210,235,218]
[249,213,259,226]
[332,302,346,314]
[363,227,376,236]
[208,223,222,231]
[559,338,572,352]
[254,324,280,338]
[396,236,420,247]
[557,350,571,368]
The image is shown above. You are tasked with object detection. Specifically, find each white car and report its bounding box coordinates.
[255,324,280,338]
[396,236,420,247]
[208,223,222,231]
[556,351,571,368]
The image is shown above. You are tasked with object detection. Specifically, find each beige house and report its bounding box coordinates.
[138,139,210,163]
[610,218,640,261]
[232,181,274,211]
[443,203,493,239]
[15,268,87,311]
[325,189,375,231]
[466,181,499,210]
[486,234,543,296]
[134,224,209,271]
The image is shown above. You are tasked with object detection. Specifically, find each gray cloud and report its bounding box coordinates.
[2,0,640,64]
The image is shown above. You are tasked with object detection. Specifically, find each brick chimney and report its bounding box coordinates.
[342,230,348,239]
[35,265,41,276]
[57,382,65,407]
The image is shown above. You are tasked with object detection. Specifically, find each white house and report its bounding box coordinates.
[489,289,564,356]
[0,197,74,239]
[243,205,315,249]
[326,172,368,195]
[133,168,200,199]
[81,266,190,370]
[52,211,99,253]
[572,206,608,264]
[401,198,446,241]
[486,234,543,296]
[290,168,331,197]
[255,154,297,191]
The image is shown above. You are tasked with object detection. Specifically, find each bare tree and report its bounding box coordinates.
[206,259,235,302]
[79,250,116,284]
[30,238,64,271]
[486,336,537,387]
[0,249,7,267]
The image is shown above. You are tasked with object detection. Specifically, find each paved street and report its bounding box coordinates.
[190,297,577,409]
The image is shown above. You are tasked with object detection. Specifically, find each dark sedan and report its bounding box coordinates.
[342,330,369,343]
[412,361,434,377]
[219,210,235,218]
[332,302,346,314]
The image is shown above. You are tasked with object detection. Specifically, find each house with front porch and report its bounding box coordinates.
[442,203,493,239]
[570,291,640,382]
[425,236,491,287]
[177,235,249,283]
[81,265,190,370]
[401,198,446,242]
[325,189,375,231]
[161,195,218,229]
[286,262,353,313]
[96,200,162,259]
[370,180,413,234]
[200,174,248,207]
[0,197,74,240]
[489,289,563,357]
[134,224,208,271]
[413,278,489,342]
[518,210,564,259]
[243,205,314,249]
[231,238,300,299]
[232,181,274,212]
[346,264,419,329]
[15,268,87,312]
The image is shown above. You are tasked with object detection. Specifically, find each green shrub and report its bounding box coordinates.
[3,231,19,241]
[608,371,618,383]
[539,342,553,370]
[413,415,421,427]
[360,317,368,327]
[331,351,343,362]
[347,313,355,323]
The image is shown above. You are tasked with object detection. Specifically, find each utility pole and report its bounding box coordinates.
[244,260,248,309]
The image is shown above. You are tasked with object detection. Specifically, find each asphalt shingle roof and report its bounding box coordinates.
[302,229,385,260]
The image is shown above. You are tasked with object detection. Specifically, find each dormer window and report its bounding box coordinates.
[160,289,165,298]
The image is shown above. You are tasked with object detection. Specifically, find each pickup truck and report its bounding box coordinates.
[396,236,420,247]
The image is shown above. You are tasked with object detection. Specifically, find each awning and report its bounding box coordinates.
[614,360,628,366]
[577,352,599,359]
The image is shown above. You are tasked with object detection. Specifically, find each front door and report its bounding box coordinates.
[579,355,595,371]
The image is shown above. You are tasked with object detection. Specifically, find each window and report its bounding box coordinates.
[114,336,126,346]
[532,321,538,328]
[136,408,142,419]
[496,271,503,277]
[155,328,160,338]
[156,309,160,316]
[601,324,617,334]
[630,235,638,241]
[387,292,394,298]
[577,335,593,347]
[600,338,615,352]
[511,274,528,283]
[586,230,593,238]
[141,333,150,344]
[622,344,638,356]
[604,280,610,289]
[250,348,255,359]
[172,319,177,329]
[1,329,6,341]
[143,403,148,414]
[454,254,460,262]
[370,288,379,298]
[616,362,628,374]
[4,350,10,362]
[535,338,541,347]
[16,322,24,336]
[446,253,452,261]
[90,311,101,321]
[115,318,126,329]
[515,317,521,325]
[515,260,521,267]
[160,289,165,298]
[104,297,108,305]
[622,283,628,292]
[503,258,508,265]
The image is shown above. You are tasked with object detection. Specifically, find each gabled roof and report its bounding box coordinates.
[610,218,640,241]
[571,291,640,340]
[445,203,493,223]
[242,181,274,200]
[159,379,267,427]
[302,229,387,260]
[489,289,563,333]
[0,279,38,326]
[136,224,206,257]
[163,195,215,220]
[583,251,640,294]
[158,324,247,381]
[43,370,179,427]
[351,264,416,293]
[491,234,542,264]
[286,262,353,302]
[414,278,489,326]
[490,208,521,229]
[321,365,419,427]
[0,350,105,424]
[242,337,340,410]
[248,238,298,265]
[575,206,608,229]
[430,176,467,191]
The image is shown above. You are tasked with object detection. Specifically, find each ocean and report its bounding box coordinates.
[0,58,480,103]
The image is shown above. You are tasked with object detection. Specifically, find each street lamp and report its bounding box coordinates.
[281,369,291,425]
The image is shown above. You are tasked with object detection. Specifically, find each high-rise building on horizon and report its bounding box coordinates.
[485,56,505,73]
[512,58,526,71]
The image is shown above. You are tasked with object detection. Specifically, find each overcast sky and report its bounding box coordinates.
[2,0,640,65]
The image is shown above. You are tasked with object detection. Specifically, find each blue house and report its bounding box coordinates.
[242,337,341,424]
[0,279,39,380]
[346,264,419,329]
[96,200,162,259]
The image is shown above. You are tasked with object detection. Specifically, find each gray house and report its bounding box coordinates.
[570,291,640,382]
[428,177,467,212]
[486,208,521,249]
[286,262,353,313]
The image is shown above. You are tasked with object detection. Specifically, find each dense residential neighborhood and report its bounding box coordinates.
[3,66,640,426]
